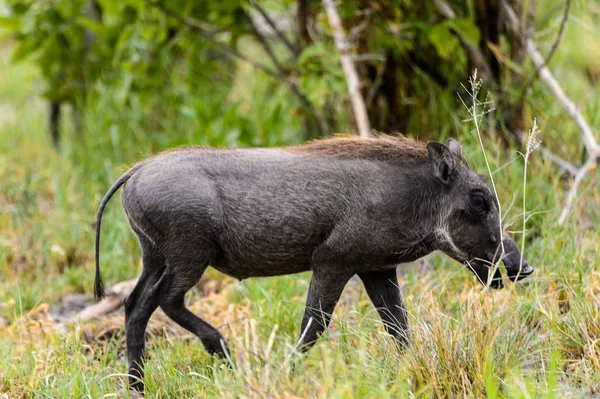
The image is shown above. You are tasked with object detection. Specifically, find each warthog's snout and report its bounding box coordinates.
[501,235,535,282]
[467,234,534,289]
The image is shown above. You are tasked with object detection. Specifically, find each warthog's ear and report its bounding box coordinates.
[446,138,462,156]
[427,142,455,185]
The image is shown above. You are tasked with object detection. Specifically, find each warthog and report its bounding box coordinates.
[94,136,533,391]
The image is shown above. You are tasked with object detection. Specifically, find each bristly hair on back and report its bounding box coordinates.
[286,133,430,161]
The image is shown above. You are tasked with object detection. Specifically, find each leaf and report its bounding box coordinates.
[0,30,12,41]
[75,16,106,37]
[488,42,523,73]
[0,16,23,31]
[428,24,458,60]
[11,38,40,62]
[445,18,480,46]
[298,44,325,66]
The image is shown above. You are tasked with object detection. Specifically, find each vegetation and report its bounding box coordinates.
[0,0,599,397]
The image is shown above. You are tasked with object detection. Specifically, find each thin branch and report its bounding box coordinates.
[247,12,286,75]
[366,58,386,108]
[502,0,599,157]
[296,0,312,48]
[352,53,386,62]
[150,1,325,136]
[510,127,579,175]
[322,0,372,138]
[519,0,572,101]
[532,0,570,76]
[149,3,221,35]
[75,279,137,322]
[501,0,600,224]
[539,146,579,175]
[407,51,449,88]
[246,11,327,136]
[250,0,298,57]
[433,0,456,19]
[347,11,372,43]
[558,156,597,224]
[149,2,279,79]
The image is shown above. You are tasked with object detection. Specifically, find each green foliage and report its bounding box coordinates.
[0,0,498,137]
[3,0,248,128]
[428,18,480,60]
[7,0,102,102]
[4,0,594,141]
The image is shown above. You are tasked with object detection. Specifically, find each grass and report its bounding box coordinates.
[1,1,600,397]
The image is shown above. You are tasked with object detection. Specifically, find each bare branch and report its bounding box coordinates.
[150,1,325,136]
[511,127,579,175]
[75,279,137,322]
[558,157,597,225]
[520,0,572,100]
[433,0,456,19]
[502,0,599,157]
[501,0,600,224]
[539,147,579,175]
[366,59,386,108]
[347,11,372,43]
[247,13,287,75]
[322,0,372,138]
[352,53,386,63]
[296,0,312,48]
[149,2,280,80]
[533,0,570,77]
[250,0,298,57]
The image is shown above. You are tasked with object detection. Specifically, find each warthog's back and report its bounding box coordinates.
[120,138,430,279]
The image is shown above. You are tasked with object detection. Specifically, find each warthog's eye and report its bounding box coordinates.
[468,190,490,214]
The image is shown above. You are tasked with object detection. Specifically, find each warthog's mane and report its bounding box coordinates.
[286,135,430,160]
[145,134,473,165]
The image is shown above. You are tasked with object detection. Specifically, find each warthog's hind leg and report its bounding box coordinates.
[159,247,229,359]
[125,244,166,392]
[159,287,229,358]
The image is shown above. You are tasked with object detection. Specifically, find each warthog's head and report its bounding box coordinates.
[427,139,534,289]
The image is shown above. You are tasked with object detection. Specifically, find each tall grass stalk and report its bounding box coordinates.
[521,120,541,274]
[458,70,504,282]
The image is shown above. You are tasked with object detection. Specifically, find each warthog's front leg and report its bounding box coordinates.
[358,269,410,347]
[297,269,354,350]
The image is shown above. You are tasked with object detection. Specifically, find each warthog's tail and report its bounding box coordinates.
[94,164,143,301]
